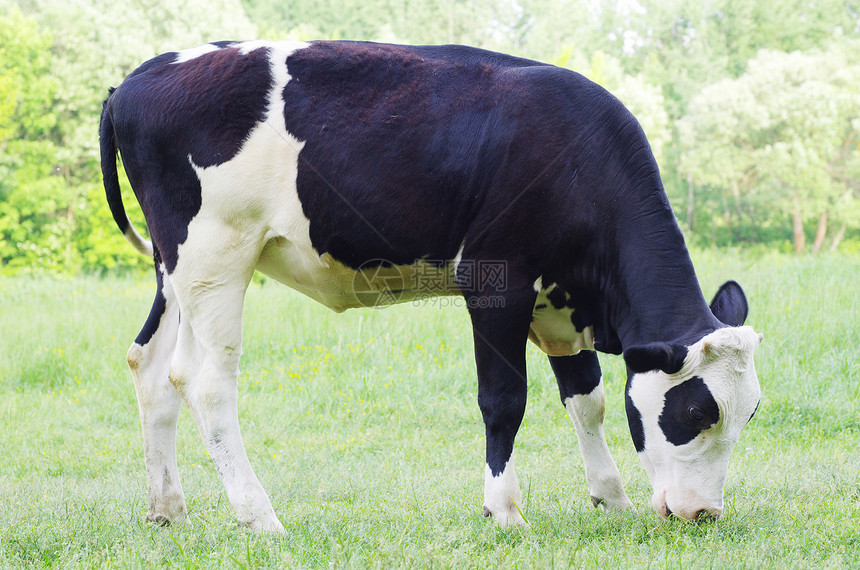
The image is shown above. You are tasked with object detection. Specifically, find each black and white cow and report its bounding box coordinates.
[100,40,762,531]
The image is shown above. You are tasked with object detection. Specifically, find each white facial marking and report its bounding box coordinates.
[483,461,526,525]
[628,326,762,520]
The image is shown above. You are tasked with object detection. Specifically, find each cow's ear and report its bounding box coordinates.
[624,342,688,374]
[709,280,749,327]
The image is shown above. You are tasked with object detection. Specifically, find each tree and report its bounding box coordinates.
[580,0,860,231]
[679,43,860,251]
[0,5,66,272]
[241,0,536,52]
[0,0,257,273]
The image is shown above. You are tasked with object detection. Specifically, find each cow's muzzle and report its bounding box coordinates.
[653,490,723,521]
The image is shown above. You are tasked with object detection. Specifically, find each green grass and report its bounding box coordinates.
[0,250,858,568]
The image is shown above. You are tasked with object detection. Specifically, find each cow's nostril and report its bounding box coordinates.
[695,508,719,522]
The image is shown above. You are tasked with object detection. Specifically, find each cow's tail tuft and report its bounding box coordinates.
[99,90,154,258]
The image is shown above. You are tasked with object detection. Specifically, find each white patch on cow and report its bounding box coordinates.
[563,383,633,512]
[173,43,222,64]
[232,39,303,56]
[483,461,526,525]
[180,39,328,309]
[627,326,762,520]
[528,283,594,356]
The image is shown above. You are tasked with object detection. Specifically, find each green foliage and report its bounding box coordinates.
[242,0,529,50]
[680,43,860,248]
[0,0,257,274]
[0,5,65,272]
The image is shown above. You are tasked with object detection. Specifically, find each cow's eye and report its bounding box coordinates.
[687,406,705,422]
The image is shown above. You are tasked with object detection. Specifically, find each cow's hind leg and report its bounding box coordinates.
[128,263,187,525]
[166,228,283,533]
[550,352,633,512]
[466,281,534,525]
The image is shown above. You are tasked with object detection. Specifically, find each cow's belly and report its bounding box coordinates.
[256,238,459,312]
[529,283,594,356]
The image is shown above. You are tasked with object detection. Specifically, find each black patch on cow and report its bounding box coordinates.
[107,44,272,272]
[658,376,720,446]
[550,351,601,401]
[534,303,547,310]
[624,342,688,374]
[709,280,749,327]
[282,41,552,270]
[472,287,533,476]
[276,40,723,355]
[625,381,645,453]
[135,250,167,346]
[748,400,760,423]
[546,286,567,309]
[567,287,599,333]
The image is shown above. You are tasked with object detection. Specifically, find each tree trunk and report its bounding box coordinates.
[829,223,847,252]
[812,210,828,254]
[792,197,806,254]
[731,180,742,221]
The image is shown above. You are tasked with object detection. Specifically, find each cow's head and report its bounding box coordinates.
[623,281,762,521]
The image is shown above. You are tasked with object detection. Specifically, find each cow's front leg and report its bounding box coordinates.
[128,265,188,526]
[550,352,633,512]
[467,288,533,525]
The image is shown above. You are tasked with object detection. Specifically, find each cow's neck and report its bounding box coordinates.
[592,189,720,352]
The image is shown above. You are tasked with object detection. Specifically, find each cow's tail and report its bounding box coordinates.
[99,91,154,258]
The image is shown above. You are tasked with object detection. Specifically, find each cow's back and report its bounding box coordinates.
[107,40,643,302]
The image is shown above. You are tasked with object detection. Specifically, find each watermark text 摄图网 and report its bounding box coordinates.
[413,259,508,295]
[352,259,508,308]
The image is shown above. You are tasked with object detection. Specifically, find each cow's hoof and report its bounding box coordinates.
[482,503,529,526]
[146,513,191,528]
[590,494,635,513]
[239,515,286,534]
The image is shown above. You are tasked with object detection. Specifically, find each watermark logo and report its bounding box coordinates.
[351,258,508,309]
[352,259,409,307]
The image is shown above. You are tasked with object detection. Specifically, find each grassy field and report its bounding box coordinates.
[0,250,858,568]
